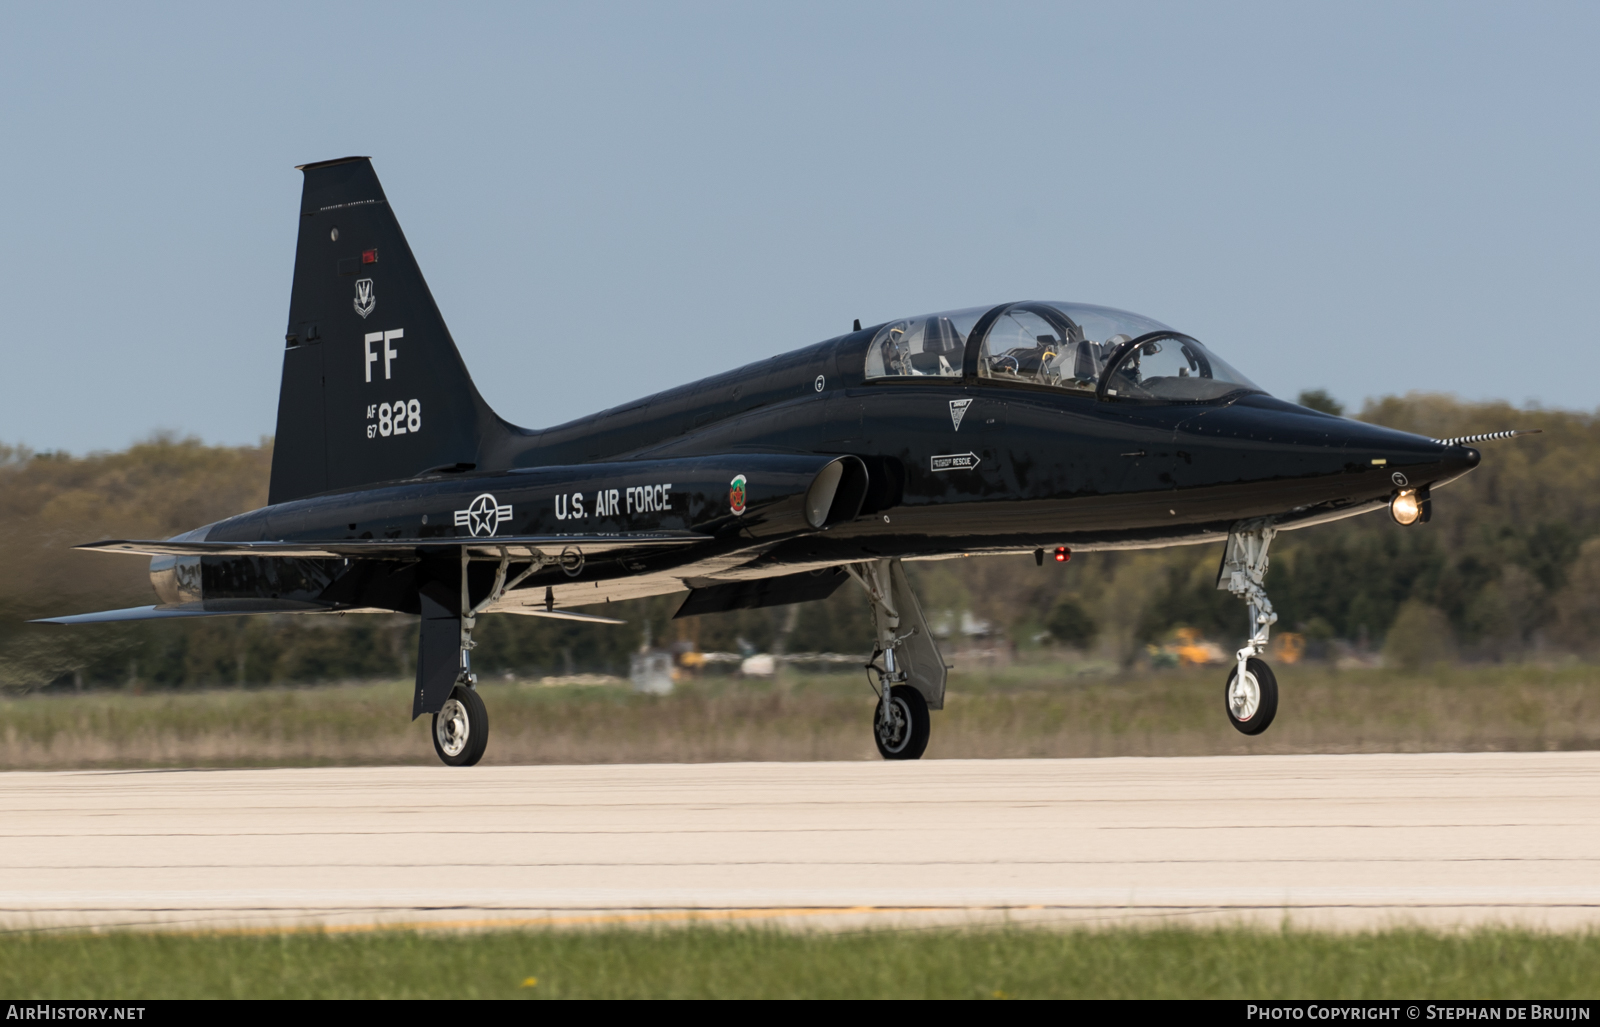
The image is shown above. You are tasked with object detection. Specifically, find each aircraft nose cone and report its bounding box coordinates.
[1180,396,1485,499]
[1365,437,1478,489]
[1388,435,1472,476]
[1416,443,1480,482]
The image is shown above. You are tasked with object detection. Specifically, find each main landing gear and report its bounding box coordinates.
[1218,518,1280,735]
[417,547,543,767]
[873,684,931,759]
[848,558,946,760]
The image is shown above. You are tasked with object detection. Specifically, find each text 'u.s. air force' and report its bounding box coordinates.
[555,484,673,521]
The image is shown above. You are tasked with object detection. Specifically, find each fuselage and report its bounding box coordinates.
[514,324,1477,552]
[183,315,1479,615]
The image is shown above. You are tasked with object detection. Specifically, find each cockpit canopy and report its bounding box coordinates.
[864,301,1262,403]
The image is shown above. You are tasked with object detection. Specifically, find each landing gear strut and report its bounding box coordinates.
[849,558,945,760]
[1217,518,1280,735]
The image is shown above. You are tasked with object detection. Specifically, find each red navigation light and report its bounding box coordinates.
[1054,546,1070,563]
[362,248,378,264]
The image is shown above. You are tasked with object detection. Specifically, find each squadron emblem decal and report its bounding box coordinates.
[354,278,376,319]
[949,398,972,431]
[454,493,513,537]
[729,474,747,516]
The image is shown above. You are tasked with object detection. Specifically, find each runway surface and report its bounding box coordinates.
[2,751,1598,933]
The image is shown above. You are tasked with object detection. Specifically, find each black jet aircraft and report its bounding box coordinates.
[40,156,1520,766]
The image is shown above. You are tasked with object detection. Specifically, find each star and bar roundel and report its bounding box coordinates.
[454,493,513,537]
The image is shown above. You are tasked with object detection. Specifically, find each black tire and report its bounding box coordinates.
[432,684,489,766]
[874,684,931,760]
[1224,657,1278,736]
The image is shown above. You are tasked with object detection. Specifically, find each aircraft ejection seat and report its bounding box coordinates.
[907,317,963,375]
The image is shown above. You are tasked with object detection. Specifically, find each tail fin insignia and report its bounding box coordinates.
[354,278,376,318]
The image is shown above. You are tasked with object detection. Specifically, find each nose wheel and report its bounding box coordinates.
[1218,518,1283,736]
[432,682,489,766]
[1224,657,1278,735]
[874,684,930,760]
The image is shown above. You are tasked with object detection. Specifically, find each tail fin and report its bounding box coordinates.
[269,157,509,505]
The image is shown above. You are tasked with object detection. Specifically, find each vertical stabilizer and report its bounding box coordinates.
[269,157,506,505]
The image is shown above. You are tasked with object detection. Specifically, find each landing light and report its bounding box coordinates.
[1390,490,1422,526]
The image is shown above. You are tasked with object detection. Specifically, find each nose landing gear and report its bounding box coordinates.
[1218,518,1280,736]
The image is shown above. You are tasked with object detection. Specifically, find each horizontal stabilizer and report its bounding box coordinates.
[32,599,349,625]
[74,534,705,560]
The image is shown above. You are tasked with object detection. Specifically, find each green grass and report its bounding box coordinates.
[3,926,1599,999]
[9,659,1600,764]
[5,661,1600,769]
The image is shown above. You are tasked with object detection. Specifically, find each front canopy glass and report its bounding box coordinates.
[864,300,1262,403]
[1098,331,1261,402]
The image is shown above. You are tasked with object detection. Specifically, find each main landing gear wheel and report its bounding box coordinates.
[433,684,489,766]
[874,684,930,760]
[1225,657,1278,736]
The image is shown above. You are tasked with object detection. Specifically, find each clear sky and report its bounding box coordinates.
[2,1,1596,453]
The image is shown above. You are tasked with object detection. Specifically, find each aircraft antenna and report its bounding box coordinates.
[1431,429,1541,447]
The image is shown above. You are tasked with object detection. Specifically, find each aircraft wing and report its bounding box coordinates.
[73,533,707,560]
